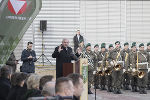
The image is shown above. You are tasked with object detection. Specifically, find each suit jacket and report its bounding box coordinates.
[21,49,37,73]
[73,34,84,53]
[52,46,77,78]
[0,77,11,100]
[7,85,27,100]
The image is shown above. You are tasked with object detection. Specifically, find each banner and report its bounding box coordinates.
[0,0,42,65]
[80,58,88,100]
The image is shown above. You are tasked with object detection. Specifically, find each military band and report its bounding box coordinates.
[77,40,150,94]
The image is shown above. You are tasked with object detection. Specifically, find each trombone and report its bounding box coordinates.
[132,51,145,79]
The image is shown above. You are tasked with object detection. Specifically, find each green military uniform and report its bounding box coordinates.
[146,42,150,90]
[108,41,123,94]
[121,42,131,90]
[99,43,107,90]
[134,43,149,94]
[129,42,138,92]
[75,40,85,58]
[81,43,96,94]
[102,44,114,92]
[93,44,101,89]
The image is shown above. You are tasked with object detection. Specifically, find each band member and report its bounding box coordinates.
[21,42,37,73]
[99,43,107,90]
[134,43,149,94]
[121,42,131,90]
[146,42,150,90]
[108,44,114,51]
[75,40,85,58]
[129,42,138,92]
[52,39,77,78]
[81,43,96,94]
[93,44,101,89]
[73,30,84,53]
[103,44,114,92]
[108,41,123,94]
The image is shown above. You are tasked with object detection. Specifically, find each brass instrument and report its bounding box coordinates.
[132,51,145,78]
[114,63,122,71]
[113,51,122,71]
[96,64,104,76]
[105,66,112,76]
[124,52,131,74]
[104,52,112,75]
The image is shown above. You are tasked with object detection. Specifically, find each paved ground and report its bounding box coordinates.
[88,89,150,100]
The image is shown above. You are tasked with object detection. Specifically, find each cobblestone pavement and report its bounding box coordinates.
[88,89,150,100]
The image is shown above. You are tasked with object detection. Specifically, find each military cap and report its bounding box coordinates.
[147,42,150,46]
[131,42,136,48]
[124,42,129,46]
[132,42,136,46]
[79,39,83,43]
[109,44,113,48]
[101,43,105,48]
[115,41,120,44]
[86,43,91,48]
[101,43,106,46]
[139,43,144,47]
[94,44,99,48]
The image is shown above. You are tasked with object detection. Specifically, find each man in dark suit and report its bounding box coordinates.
[73,30,84,53]
[0,65,12,100]
[52,39,78,78]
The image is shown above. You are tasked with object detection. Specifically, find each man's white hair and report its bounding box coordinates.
[62,38,69,43]
[42,81,55,96]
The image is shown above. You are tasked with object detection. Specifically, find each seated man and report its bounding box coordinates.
[55,77,74,100]
[42,81,55,97]
[39,75,54,90]
[67,73,84,100]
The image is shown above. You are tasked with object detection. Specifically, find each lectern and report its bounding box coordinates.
[63,58,88,100]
